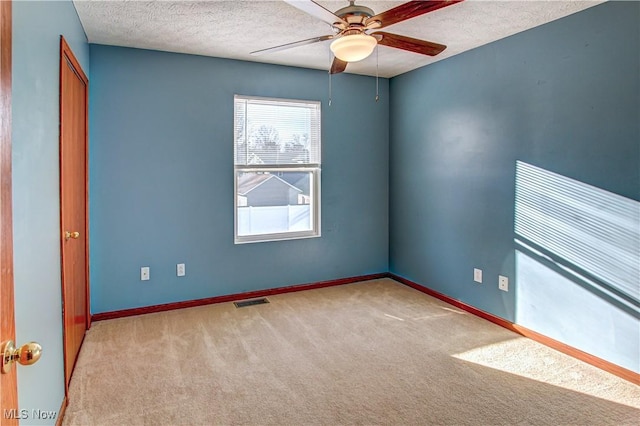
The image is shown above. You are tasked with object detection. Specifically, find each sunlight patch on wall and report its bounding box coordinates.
[515,161,640,301]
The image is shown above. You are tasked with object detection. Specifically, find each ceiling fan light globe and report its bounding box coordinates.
[330,34,377,62]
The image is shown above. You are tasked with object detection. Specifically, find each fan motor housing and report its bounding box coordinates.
[335,3,374,25]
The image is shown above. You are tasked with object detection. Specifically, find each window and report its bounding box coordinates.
[234,95,321,243]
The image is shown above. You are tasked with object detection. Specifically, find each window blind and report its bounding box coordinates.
[234,95,321,166]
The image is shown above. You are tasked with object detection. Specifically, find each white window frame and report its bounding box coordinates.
[234,95,321,244]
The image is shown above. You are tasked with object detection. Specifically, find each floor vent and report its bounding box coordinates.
[234,297,270,308]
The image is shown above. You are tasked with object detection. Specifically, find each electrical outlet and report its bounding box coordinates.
[141,266,150,281]
[499,275,509,292]
[473,268,483,283]
[177,263,186,277]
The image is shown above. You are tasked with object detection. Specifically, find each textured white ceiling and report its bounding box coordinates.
[73,0,604,78]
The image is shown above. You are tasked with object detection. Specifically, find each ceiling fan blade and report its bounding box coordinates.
[282,0,348,28]
[375,32,446,56]
[366,0,462,29]
[251,35,334,55]
[330,57,348,74]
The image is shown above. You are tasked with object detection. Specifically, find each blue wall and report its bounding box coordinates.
[389,1,639,373]
[89,45,389,313]
[12,0,89,422]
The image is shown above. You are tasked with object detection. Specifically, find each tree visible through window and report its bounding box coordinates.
[234,95,321,243]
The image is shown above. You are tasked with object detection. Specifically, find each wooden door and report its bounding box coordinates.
[0,1,18,424]
[59,37,89,392]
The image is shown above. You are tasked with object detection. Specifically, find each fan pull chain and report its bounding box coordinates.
[328,52,333,107]
[329,71,332,107]
[375,45,379,102]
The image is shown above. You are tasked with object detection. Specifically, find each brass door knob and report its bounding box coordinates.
[1,340,42,374]
[64,231,80,240]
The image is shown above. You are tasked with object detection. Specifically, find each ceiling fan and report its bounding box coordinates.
[251,0,462,74]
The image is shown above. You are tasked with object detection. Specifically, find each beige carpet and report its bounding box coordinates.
[63,278,640,425]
